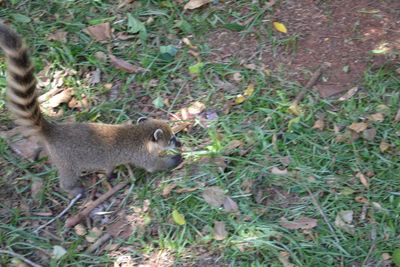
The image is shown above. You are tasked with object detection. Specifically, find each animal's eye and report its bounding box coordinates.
[169,136,177,146]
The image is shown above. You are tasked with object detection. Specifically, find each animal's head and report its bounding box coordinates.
[137,117,182,172]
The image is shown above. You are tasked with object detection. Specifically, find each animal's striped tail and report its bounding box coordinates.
[0,23,44,135]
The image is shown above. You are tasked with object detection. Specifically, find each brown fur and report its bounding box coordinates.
[0,24,182,197]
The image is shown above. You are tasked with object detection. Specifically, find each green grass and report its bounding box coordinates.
[1,0,400,266]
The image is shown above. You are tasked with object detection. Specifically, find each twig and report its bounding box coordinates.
[293,65,325,105]
[34,193,82,234]
[86,233,112,253]
[0,249,43,267]
[65,182,128,228]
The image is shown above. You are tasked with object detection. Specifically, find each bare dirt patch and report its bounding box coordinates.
[207,0,400,98]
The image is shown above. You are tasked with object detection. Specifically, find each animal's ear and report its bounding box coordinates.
[153,129,164,142]
[137,117,148,124]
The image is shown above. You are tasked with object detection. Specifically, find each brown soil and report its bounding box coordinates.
[207,0,400,98]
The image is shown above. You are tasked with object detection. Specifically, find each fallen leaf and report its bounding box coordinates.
[379,140,390,153]
[348,122,368,133]
[368,113,384,122]
[273,21,288,33]
[52,246,67,260]
[232,72,242,82]
[175,187,199,193]
[270,167,288,175]
[223,197,239,212]
[187,101,206,115]
[362,128,376,141]
[339,86,361,101]
[213,221,228,240]
[355,196,368,203]
[376,104,390,114]
[225,139,244,153]
[394,108,400,123]
[335,210,355,235]
[312,118,325,131]
[109,54,143,73]
[45,88,73,108]
[83,22,112,42]
[162,183,177,197]
[184,0,212,10]
[171,122,191,134]
[278,251,295,267]
[85,227,103,243]
[172,210,186,225]
[74,224,87,236]
[202,186,226,207]
[356,172,369,188]
[47,30,67,43]
[235,94,246,105]
[88,69,101,85]
[280,217,318,230]
[243,83,255,97]
[288,103,302,116]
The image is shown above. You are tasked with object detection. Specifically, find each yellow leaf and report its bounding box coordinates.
[184,0,212,10]
[288,103,302,116]
[235,94,246,105]
[273,21,288,33]
[244,84,255,97]
[172,210,186,225]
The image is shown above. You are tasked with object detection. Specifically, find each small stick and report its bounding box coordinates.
[293,65,325,105]
[0,249,43,267]
[65,182,128,228]
[86,233,112,253]
[34,193,82,234]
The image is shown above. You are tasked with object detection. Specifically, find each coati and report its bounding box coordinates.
[0,23,182,197]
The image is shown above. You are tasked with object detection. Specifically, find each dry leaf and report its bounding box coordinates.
[213,221,228,240]
[270,167,288,175]
[109,54,143,73]
[288,103,302,116]
[47,30,67,43]
[379,140,390,153]
[88,69,101,85]
[184,0,212,10]
[338,86,361,101]
[223,197,239,212]
[74,224,87,236]
[85,227,103,243]
[162,183,177,197]
[394,108,400,123]
[83,22,111,42]
[46,88,73,108]
[225,139,244,152]
[278,251,295,267]
[171,122,191,134]
[312,118,325,131]
[273,21,288,33]
[202,186,226,207]
[335,210,355,235]
[235,94,246,105]
[280,217,318,230]
[232,72,242,82]
[356,172,369,188]
[348,122,368,133]
[187,101,206,115]
[368,113,384,122]
[362,128,376,141]
[244,84,255,97]
[355,196,368,203]
[175,187,199,193]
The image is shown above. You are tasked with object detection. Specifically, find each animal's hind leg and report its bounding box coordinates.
[58,167,84,198]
